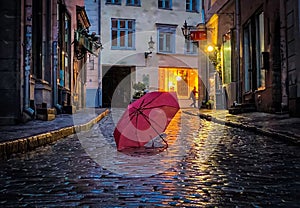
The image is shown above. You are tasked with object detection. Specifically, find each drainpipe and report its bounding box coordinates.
[280,0,288,109]
[235,0,241,103]
[23,0,34,117]
[53,2,62,112]
[52,41,62,112]
[97,0,102,107]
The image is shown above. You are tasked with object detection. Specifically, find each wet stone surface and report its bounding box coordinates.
[0,109,299,207]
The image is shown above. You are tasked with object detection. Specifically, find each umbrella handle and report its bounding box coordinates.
[159,133,168,148]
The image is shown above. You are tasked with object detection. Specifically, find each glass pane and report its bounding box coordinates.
[166,33,171,51]
[120,31,125,46]
[193,42,197,52]
[165,0,169,8]
[159,33,164,51]
[244,27,251,92]
[193,0,197,11]
[65,56,69,88]
[112,19,117,28]
[186,0,190,10]
[257,12,265,88]
[128,31,132,47]
[158,0,163,8]
[128,21,132,29]
[223,40,231,84]
[112,31,117,46]
[120,20,125,28]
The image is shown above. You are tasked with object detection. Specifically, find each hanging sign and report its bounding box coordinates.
[190,30,207,41]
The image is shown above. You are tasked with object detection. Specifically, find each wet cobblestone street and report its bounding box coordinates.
[0,109,299,207]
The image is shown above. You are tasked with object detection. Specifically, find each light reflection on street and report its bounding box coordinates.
[0,109,299,207]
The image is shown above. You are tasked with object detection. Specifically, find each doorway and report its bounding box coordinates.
[102,66,132,107]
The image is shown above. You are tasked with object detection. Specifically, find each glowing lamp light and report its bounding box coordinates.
[207,45,214,52]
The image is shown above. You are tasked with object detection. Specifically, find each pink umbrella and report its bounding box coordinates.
[113,91,180,151]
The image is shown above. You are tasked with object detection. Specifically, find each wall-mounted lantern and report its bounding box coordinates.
[144,36,155,59]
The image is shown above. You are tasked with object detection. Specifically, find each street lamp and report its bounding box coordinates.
[207,45,214,52]
[145,36,155,59]
[181,20,194,40]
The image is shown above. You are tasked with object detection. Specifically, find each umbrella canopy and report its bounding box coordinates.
[113,91,180,151]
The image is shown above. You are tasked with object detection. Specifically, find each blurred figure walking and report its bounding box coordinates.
[189,86,198,108]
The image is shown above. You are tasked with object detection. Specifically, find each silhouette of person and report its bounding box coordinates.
[189,86,198,108]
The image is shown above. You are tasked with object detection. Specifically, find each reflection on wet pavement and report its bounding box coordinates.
[0,109,299,207]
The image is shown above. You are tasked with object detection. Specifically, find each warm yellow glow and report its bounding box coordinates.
[207,45,214,52]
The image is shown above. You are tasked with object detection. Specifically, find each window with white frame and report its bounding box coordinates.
[158,0,172,9]
[106,0,121,5]
[157,24,176,53]
[185,40,198,54]
[186,0,199,12]
[111,18,135,49]
[126,0,140,6]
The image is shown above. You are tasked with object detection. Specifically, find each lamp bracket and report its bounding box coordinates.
[144,51,152,59]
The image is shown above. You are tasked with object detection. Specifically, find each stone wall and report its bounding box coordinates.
[0,0,22,124]
[286,0,300,116]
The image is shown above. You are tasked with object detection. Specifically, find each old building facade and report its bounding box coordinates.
[204,0,300,116]
[0,0,99,125]
[85,0,205,108]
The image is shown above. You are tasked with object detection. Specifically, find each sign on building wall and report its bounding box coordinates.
[190,30,207,41]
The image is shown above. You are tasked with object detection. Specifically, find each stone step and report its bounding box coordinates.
[36,108,56,115]
[36,108,56,121]
[229,103,256,115]
[63,105,76,114]
[36,113,56,121]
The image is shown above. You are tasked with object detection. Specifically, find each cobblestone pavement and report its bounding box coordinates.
[0,109,299,207]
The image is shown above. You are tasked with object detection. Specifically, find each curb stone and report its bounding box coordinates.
[199,113,300,146]
[0,109,110,159]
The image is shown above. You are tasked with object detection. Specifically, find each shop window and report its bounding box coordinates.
[58,9,71,89]
[222,33,232,85]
